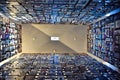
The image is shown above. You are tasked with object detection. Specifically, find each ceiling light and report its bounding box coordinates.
[105,13,110,17]
[12,18,18,21]
[0,13,4,16]
[0,13,8,18]
[21,16,29,21]
[105,8,120,17]
[13,15,17,18]
[98,0,102,2]
[10,12,15,15]
[9,16,18,21]
[6,1,9,3]
[105,0,111,3]
[22,16,26,19]
[51,37,59,41]
[16,17,22,19]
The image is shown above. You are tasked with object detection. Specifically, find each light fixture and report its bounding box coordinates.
[9,16,18,21]
[0,13,7,18]
[51,37,59,41]
[6,1,9,3]
[16,17,22,20]
[12,15,17,18]
[10,12,15,15]
[22,16,27,19]
[105,13,110,17]
[105,8,120,17]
